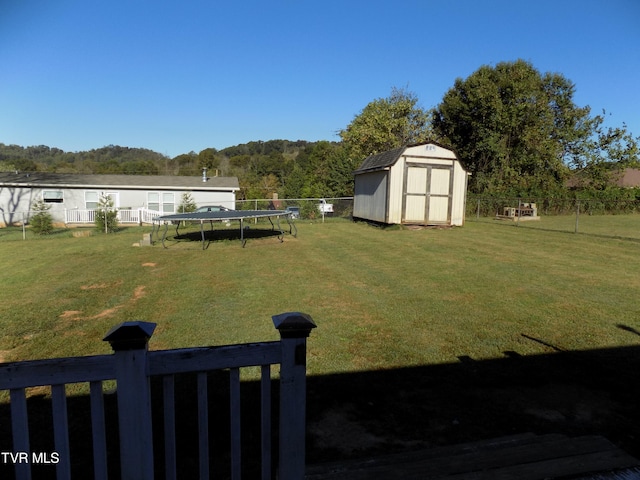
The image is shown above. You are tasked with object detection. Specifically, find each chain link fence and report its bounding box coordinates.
[8,194,639,241]
[467,195,640,240]
[236,197,353,221]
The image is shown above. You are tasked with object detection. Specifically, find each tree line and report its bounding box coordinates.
[2,59,638,199]
[0,140,355,200]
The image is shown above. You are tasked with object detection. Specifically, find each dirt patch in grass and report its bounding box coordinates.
[91,285,146,319]
[57,285,147,324]
[80,280,123,290]
[132,285,146,299]
[92,307,121,319]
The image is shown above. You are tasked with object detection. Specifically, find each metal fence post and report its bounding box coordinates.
[103,321,156,480]
[272,312,317,480]
[575,200,580,234]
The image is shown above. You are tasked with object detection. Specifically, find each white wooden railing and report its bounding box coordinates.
[64,208,96,224]
[0,312,316,480]
[64,208,161,225]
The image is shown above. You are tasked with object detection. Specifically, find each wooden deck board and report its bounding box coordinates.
[306,433,551,476]
[306,434,640,480]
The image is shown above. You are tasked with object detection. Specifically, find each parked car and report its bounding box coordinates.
[194,205,232,213]
[285,206,300,219]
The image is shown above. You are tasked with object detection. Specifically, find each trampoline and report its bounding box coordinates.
[151,210,296,249]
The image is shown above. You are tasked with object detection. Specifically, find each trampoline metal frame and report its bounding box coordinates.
[151,210,297,249]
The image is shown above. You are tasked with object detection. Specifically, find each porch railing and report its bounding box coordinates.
[0,312,316,480]
[64,208,161,225]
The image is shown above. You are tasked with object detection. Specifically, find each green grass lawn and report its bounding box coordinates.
[2,218,640,467]
[471,210,640,240]
[1,218,639,370]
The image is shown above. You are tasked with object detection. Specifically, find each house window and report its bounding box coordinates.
[42,190,64,203]
[85,191,99,209]
[148,192,175,213]
[148,192,159,211]
[162,192,175,213]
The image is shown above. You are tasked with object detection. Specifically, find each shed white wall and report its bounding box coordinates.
[353,170,389,223]
[450,161,469,226]
[386,160,405,224]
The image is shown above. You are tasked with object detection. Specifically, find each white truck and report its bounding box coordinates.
[318,199,334,215]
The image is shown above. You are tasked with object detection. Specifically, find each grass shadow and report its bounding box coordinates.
[174,228,285,243]
[305,343,640,466]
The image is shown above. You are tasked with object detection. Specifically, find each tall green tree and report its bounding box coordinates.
[432,60,591,194]
[340,87,432,160]
[172,152,199,176]
[198,148,220,172]
[566,113,640,190]
[282,163,306,199]
[292,142,356,198]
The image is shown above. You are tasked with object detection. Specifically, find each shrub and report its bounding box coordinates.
[30,200,54,235]
[178,192,197,213]
[300,201,317,220]
[94,195,119,233]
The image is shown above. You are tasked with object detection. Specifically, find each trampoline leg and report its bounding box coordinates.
[275,217,284,242]
[200,221,206,250]
[286,216,298,238]
[161,223,169,249]
[240,218,246,248]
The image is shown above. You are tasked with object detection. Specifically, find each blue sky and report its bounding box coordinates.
[1,0,638,158]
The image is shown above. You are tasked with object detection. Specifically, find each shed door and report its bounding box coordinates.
[402,164,453,224]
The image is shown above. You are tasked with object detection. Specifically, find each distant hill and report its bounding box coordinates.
[0,139,352,199]
[0,143,169,174]
[218,139,312,158]
[0,140,328,176]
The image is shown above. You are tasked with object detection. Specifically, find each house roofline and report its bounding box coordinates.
[0,181,240,191]
[0,172,240,191]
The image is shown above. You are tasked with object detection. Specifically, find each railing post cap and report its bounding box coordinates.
[272,312,316,338]
[103,321,156,351]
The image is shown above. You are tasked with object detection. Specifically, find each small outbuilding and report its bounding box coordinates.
[353,142,468,226]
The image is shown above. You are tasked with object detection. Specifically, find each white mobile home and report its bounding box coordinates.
[353,142,468,226]
[0,172,239,227]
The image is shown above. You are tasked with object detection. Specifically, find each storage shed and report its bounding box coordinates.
[353,142,468,226]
